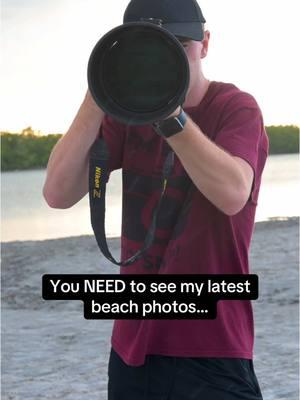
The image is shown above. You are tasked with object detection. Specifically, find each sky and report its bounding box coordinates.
[1,0,300,134]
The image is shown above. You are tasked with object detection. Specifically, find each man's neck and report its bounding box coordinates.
[184,76,210,109]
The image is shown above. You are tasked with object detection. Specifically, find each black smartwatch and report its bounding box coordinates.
[152,107,187,138]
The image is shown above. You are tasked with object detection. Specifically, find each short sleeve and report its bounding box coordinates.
[214,93,268,203]
[99,115,127,172]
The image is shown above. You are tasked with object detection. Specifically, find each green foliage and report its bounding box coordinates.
[1,128,62,171]
[0,125,299,171]
[266,125,299,155]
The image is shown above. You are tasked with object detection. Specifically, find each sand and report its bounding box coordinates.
[1,218,299,400]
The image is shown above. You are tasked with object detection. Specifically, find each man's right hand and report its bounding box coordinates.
[43,89,105,209]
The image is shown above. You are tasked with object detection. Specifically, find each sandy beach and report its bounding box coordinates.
[2,218,299,400]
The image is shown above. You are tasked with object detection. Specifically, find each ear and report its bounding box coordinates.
[200,30,210,59]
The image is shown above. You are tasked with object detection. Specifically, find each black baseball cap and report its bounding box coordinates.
[123,0,206,41]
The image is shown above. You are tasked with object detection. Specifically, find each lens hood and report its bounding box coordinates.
[87,22,190,125]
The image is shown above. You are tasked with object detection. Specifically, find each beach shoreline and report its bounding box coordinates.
[2,218,299,400]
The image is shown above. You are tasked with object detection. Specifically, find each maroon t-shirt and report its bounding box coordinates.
[100,81,269,366]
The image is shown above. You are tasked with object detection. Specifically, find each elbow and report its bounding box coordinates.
[43,184,70,209]
[219,188,250,216]
[222,204,244,217]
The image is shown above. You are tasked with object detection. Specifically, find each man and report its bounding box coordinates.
[43,0,268,398]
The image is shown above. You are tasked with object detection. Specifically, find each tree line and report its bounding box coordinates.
[1,125,299,171]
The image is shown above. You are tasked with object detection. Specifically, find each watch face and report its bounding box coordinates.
[152,110,186,137]
[163,117,184,135]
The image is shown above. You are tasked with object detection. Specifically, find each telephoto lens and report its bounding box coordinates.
[87,22,189,125]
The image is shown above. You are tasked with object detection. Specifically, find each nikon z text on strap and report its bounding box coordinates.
[89,136,174,267]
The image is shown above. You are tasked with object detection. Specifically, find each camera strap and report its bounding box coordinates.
[89,136,174,266]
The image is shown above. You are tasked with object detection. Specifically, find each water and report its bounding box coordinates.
[255,154,299,221]
[1,154,299,242]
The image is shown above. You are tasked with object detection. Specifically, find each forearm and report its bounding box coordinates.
[166,116,250,215]
[43,91,105,208]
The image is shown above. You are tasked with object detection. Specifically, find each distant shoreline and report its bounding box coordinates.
[1,153,298,174]
[1,126,299,171]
